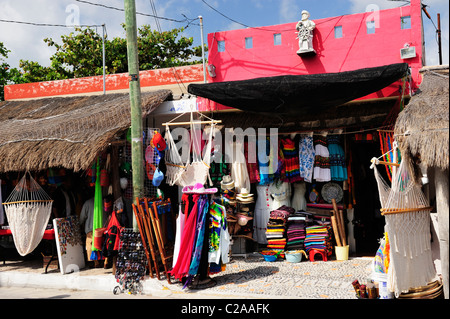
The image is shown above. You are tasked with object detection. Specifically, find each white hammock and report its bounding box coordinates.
[165,112,215,187]
[3,172,53,256]
[372,159,436,297]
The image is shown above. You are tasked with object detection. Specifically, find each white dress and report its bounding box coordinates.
[313,135,331,182]
[269,181,291,210]
[254,185,273,244]
[230,141,250,192]
[291,182,307,212]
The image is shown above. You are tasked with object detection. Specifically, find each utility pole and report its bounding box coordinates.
[102,23,106,95]
[124,0,143,230]
[437,13,442,65]
[199,16,207,83]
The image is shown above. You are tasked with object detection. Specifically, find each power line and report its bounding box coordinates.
[200,0,295,32]
[147,0,187,94]
[0,18,102,28]
[74,0,186,23]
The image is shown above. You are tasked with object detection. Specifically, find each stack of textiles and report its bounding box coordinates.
[265,206,294,250]
[304,225,331,254]
[285,214,306,250]
[266,221,286,249]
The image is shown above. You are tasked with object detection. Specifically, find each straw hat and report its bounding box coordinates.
[236,188,254,203]
[220,175,235,190]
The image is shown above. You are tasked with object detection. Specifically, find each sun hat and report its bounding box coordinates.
[220,175,235,190]
[236,213,253,226]
[236,188,254,203]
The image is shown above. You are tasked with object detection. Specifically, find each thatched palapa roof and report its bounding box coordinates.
[394,66,449,170]
[0,90,171,173]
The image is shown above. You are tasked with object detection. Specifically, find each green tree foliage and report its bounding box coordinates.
[1,25,205,98]
[0,42,12,101]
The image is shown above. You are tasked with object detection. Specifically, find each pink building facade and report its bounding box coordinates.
[199,0,424,111]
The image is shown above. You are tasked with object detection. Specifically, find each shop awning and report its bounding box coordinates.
[0,90,171,173]
[188,63,410,116]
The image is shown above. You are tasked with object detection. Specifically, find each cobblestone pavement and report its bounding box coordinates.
[0,253,373,299]
[162,254,373,299]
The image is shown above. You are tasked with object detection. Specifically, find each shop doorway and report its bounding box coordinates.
[350,138,387,256]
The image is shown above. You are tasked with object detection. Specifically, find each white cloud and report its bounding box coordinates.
[279,0,300,23]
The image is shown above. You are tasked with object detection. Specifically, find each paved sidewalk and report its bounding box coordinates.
[0,253,373,299]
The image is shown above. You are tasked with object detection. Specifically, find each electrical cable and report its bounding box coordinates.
[0,18,102,28]
[74,0,187,23]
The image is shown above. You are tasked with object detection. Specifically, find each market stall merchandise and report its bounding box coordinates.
[2,172,53,256]
[372,157,436,297]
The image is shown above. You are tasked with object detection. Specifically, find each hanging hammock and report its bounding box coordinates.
[371,156,436,297]
[164,112,217,187]
[3,172,53,256]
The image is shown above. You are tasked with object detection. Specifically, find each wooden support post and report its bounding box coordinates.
[125,0,144,231]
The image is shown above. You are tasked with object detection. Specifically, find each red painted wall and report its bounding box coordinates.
[4,64,204,100]
[204,1,423,111]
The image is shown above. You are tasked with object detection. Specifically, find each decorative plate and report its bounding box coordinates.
[321,182,344,203]
[308,187,319,203]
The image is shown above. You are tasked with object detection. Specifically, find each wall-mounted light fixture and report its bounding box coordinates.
[400,43,416,59]
[207,64,216,78]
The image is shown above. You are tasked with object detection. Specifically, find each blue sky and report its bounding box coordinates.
[0,0,448,69]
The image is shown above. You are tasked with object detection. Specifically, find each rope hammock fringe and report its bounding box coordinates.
[3,172,53,256]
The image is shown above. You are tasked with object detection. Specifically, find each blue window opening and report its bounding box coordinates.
[274,33,282,46]
[366,20,376,34]
[334,26,343,38]
[218,40,225,52]
[245,37,253,49]
[401,16,411,29]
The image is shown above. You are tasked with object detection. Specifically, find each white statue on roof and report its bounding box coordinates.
[296,10,316,55]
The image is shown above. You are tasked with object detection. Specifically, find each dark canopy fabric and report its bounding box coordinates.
[188,63,409,115]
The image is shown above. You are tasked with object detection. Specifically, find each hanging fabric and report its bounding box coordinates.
[298,133,315,183]
[165,125,187,186]
[0,179,5,225]
[313,133,331,182]
[185,194,210,287]
[327,135,347,182]
[91,158,104,260]
[3,172,53,256]
[169,194,200,281]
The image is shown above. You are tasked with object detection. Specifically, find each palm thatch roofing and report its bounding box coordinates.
[0,89,171,173]
[394,66,449,170]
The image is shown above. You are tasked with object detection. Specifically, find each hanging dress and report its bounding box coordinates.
[269,181,291,210]
[298,134,315,183]
[327,135,348,181]
[254,185,273,244]
[245,141,260,184]
[169,194,199,281]
[172,203,185,267]
[230,140,250,193]
[186,195,210,285]
[280,138,302,183]
[291,182,307,212]
[208,202,230,266]
[313,134,331,182]
[258,137,275,185]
